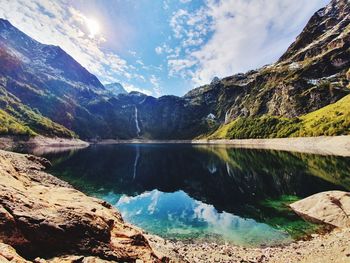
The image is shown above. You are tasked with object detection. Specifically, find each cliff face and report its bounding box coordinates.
[0,150,163,262]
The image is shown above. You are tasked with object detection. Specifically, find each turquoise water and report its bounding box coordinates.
[39,144,350,246]
[111,189,291,245]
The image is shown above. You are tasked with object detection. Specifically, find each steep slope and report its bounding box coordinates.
[0,19,112,139]
[0,84,75,138]
[208,93,350,139]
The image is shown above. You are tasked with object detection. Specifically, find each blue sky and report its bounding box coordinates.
[0,0,329,96]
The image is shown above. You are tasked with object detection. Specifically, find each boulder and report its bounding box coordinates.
[290,191,350,228]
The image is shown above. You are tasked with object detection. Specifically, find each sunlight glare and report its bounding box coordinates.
[85,17,100,38]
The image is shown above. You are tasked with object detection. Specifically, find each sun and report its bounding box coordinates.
[85,17,100,38]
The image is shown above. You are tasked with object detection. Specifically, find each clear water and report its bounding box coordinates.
[37,144,350,247]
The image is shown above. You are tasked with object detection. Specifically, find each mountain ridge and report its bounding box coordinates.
[0,0,349,140]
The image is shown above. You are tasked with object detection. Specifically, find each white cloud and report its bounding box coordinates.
[128,50,137,57]
[163,0,170,10]
[168,59,196,77]
[155,46,163,54]
[123,83,152,96]
[149,74,162,97]
[0,0,133,84]
[169,8,211,42]
[167,0,328,86]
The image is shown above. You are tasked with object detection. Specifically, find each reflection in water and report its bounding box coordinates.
[133,145,140,180]
[112,190,291,246]
[41,144,350,246]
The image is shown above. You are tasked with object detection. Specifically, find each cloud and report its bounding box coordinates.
[0,0,133,84]
[149,75,162,97]
[123,83,152,96]
[167,0,328,86]
[155,46,163,54]
[169,8,211,42]
[168,59,196,77]
[0,0,329,95]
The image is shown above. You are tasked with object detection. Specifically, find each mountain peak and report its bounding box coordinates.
[104,82,128,95]
[279,0,349,63]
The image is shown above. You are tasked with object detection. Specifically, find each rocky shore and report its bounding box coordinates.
[0,149,349,262]
[0,150,163,262]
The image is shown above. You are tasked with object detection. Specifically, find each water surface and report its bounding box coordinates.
[39,144,350,246]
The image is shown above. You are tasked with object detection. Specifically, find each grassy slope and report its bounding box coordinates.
[0,86,76,138]
[207,94,350,139]
[0,109,34,136]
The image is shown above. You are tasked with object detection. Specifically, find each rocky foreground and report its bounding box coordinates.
[0,150,164,262]
[0,150,349,263]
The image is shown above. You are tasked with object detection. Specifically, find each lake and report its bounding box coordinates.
[37,144,350,247]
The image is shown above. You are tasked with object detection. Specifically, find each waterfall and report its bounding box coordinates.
[133,146,140,180]
[134,106,141,137]
[224,110,230,124]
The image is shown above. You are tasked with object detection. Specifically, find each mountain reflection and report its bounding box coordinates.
[45,144,349,204]
[41,144,350,245]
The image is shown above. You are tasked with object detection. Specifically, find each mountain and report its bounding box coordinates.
[0,18,108,138]
[193,0,350,138]
[104,83,128,96]
[0,84,75,138]
[0,0,349,140]
[0,18,210,139]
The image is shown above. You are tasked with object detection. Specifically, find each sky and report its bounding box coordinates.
[0,0,329,97]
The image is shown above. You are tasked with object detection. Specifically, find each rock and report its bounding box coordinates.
[290,191,350,228]
[0,150,163,262]
[0,242,30,262]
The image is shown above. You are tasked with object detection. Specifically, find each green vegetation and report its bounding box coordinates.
[209,94,350,139]
[0,109,34,135]
[0,86,76,138]
[298,94,350,136]
[209,116,301,139]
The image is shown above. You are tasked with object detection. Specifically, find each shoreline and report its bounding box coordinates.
[94,135,350,157]
[1,135,350,157]
[0,149,349,262]
[0,135,89,154]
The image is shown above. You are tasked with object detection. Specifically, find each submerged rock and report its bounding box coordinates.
[0,150,163,262]
[290,191,350,228]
